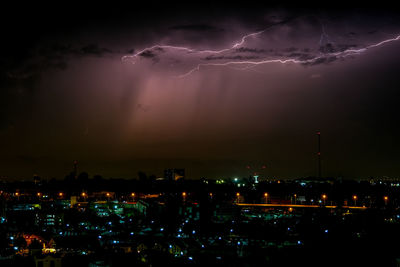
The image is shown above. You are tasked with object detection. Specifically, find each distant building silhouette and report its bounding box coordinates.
[164,169,185,181]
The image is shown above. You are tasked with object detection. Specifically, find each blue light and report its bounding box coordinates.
[192,230,196,234]
[325,229,328,233]
[188,257,193,260]
[201,245,205,248]
[10,236,14,240]
[130,232,134,235]
[113,240,117,244]
[98,236,102,239]
[218,237,222,240]
[297,241,301,244]
[287,227,290,231]
[169,245,172,248]
[160,228,164,232]
[59,232,63,235]
[230,229,233,232]
[237,241,241,245]
[177,234,181,238]
[14,247,18,250]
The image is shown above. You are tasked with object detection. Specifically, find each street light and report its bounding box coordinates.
[384,196,389,206]
[322,194,327,205]
[352,195,358,206]
[294,194,297,204]
[59,192,63,198]
[264,193,268,203]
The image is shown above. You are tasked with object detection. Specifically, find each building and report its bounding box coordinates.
[164,169,185,181]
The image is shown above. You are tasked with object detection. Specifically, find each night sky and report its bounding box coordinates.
[1,2,400,180]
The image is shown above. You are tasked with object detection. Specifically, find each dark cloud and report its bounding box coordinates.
[80,44,113,56]
[302,56,338,66]
[170,24,223,32]
[235,47,267,53]
[203,55,260,60]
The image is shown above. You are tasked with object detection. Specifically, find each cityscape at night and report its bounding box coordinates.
[1,2,400,266]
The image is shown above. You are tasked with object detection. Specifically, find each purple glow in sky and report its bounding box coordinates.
[1,4,400,180]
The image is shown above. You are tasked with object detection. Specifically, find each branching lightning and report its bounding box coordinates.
[121,18,400,78]
[178,34,400,78]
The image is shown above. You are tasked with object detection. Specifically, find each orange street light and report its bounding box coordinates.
[236,192,240,197]
[353,195,358,206]
[15,192,19,196]
[384,196,389,205]
[264,193,268,203]
[182,192,187,197]
[322,194,327,205]
[37,192,42,197]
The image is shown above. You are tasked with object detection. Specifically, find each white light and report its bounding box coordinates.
[325,229,328,233]
[188,257,193,260]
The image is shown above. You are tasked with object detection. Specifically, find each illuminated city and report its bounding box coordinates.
[1,2,400,267]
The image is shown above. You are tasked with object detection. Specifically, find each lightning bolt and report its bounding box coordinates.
[121,18,400,78]
[121,16,299,63]
[178,34,400,78]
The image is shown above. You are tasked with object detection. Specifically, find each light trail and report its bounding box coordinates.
[236,203,368,209]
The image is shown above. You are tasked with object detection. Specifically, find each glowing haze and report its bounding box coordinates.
[1,4,400,179]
